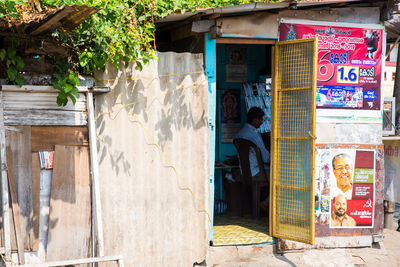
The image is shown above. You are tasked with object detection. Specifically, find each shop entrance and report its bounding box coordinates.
[211,38,274,246]
[208,37,318,246]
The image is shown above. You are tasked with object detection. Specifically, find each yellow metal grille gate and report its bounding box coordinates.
[272,38,317,244]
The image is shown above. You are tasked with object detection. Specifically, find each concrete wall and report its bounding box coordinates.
[94,52,210,266]
[215,7,381,39]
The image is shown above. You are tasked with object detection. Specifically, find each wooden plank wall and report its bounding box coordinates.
[6,146,25,264]
[31,126,89,152]
[5,126,33,252]
[46,145,92,261]
[1,124,90,264]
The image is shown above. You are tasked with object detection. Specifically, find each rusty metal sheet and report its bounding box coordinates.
[0,5,98,36]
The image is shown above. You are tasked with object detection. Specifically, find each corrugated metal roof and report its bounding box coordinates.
[156,0,365,23]
[0,5,98,36]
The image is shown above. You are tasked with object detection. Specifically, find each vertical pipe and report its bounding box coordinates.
[87,91,104,257]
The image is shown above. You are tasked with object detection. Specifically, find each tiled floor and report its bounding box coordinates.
[212,214,274,246]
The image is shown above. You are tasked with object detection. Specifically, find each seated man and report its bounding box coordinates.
[236,106,270,182]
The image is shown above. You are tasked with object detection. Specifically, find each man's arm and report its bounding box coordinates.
[258,141,270,163]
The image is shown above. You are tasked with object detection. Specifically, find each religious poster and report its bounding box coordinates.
[383,140,400,203]
[315,147,375,228]
[280,21,384,110]
[220,90,241,143]
[225,45,247,83]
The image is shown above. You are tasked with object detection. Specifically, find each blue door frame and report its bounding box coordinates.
[205,33,217,243]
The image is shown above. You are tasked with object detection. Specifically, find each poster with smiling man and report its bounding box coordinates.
[330,149,375,228]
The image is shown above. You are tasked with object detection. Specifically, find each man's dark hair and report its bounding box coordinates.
[247,107,264,123]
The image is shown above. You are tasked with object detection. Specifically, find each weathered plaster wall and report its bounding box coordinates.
[215,7,381,39]
[94,52,210,266]
[216,12,279,38]
[316,123,382,144]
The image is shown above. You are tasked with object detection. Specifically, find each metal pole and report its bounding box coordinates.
[87,91,104,257]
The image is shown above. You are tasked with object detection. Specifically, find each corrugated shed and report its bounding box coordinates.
[1,86,87,126]
[94,52,209,266]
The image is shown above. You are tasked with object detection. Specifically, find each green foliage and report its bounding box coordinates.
[0,0,26,18]
[0,0,279,106]
[0,37,25,86]
[47,0,158,76]
[52,60,80,106]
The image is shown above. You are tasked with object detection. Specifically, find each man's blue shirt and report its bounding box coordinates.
[236,123,270,176]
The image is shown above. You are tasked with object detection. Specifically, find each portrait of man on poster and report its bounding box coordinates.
[331,194,356,227]
[331,153,353,199]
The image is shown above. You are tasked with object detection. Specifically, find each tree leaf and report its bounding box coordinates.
[136,61,143,71]
[0,49,6,61]
[15,75,24,87]
[6,67,17,80]
[64,83,73,93]
[7,47,16,58]
[69,94,77,105]
[15,57,24,70]
[6,2,19,18]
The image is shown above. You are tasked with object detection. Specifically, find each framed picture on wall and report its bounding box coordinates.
[383,97,396,136]
[225,46,247,83]
[221,90,241,143]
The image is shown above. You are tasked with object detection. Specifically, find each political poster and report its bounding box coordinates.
[329,149,375,228]
[280,21,383,110]
[315,147,375,228]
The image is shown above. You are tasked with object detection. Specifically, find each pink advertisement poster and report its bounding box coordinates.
[280,22,383,110]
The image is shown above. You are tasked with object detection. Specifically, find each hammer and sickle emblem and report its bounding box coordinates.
[363,199,373,208]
